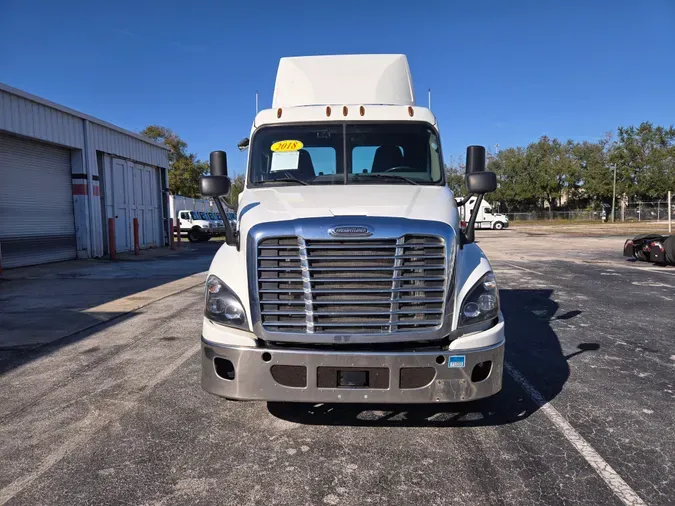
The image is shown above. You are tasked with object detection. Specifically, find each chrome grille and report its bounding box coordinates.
[257,235,446,334]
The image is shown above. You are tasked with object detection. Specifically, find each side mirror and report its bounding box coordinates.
[201,149,231,197]
[237,138,250,151]
[466,145,486,173]
[466,171,497,194]
[204,149,238,249]
[200,176,231,197]
[210,150,228,177]
[461,145,496,247]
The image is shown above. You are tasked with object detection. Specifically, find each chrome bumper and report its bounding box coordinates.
[201,337,504,403]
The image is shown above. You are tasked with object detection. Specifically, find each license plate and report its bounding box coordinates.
[338,370,368,387]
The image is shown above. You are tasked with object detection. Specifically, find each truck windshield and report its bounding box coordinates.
[248,122,444,187]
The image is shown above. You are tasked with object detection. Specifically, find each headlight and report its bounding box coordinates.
[459,272,499,327]
[204,275,248,330]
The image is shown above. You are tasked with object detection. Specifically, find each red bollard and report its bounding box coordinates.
[133,218,140,256]
[176,220,181,249]
[169,219,175,250]
[108,217,116,260]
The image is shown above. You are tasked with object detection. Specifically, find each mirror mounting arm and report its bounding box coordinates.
[212,197,239,250]
[461,193,484,247]
[456,193,475,207]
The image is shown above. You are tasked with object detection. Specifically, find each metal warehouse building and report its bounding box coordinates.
[0,83,170,269]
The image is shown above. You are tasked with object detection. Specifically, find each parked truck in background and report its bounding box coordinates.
[175,210,217,242]
[168,194,233,241]
[199,54,504,403]
[457,197,509,230]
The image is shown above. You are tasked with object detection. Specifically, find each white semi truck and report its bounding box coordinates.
[199,54,505,403]
[457,197,509,230]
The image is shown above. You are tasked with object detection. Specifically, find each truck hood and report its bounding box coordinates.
[238,185,457,230]
[238,185,458,226]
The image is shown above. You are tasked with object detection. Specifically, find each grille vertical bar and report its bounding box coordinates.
[388,236,406,333]
[298,236,314,334]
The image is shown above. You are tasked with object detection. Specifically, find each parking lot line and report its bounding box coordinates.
[495,261,543,275]
[505,361,647,506]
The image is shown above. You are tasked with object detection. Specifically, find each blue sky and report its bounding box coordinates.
[2,0,674,176]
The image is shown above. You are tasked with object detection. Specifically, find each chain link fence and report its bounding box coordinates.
[621,200,675,222]
[506,210,602,221]
[504,196,675,222]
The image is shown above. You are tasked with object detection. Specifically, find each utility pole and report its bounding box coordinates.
[428,88,431,110]
[669,190,672,233]
[255,90,259,115]
[610,163,617,223]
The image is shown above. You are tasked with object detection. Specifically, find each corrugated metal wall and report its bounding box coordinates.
[0,89,84,148]
[86,123,169,257]
[0,84,170,262]
[89,122,169,169]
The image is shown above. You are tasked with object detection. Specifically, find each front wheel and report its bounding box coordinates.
[187,228,202,243]
[493,221,505,230]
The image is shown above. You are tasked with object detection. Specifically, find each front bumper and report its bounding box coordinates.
[201,331,504,404]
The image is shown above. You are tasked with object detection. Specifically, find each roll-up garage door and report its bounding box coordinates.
[0,134,77,268]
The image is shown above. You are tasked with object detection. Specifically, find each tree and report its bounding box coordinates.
[523,136,575,215]
[168,155,209,199]
[459,123,674,215]
[140,125,208,198]
[609,122,675,201]
[489,147,537,211]
[445,156,465,196]
[226,174,246,210]
[140,125,187,163]
[571,135,612,207]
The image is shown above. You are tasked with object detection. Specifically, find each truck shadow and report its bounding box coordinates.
[267,289,598,427]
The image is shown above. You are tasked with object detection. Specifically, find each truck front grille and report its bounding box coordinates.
[257,235,446,334]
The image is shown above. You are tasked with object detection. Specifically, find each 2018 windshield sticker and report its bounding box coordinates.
[271,140,304,152]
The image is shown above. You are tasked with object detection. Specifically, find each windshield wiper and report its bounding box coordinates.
[351,173,419,185]
[255,177,309,186]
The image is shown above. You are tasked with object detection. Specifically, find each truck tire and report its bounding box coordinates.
[493,221,505,230]
[632,233,668,262]
[188,227,202,243]
[663,235,675,265]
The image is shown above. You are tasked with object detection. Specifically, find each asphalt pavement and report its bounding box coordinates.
[0,243,214,348]
[0,231,673,505]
